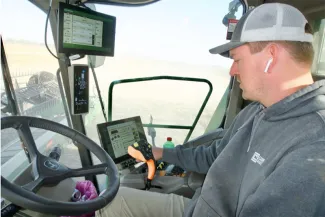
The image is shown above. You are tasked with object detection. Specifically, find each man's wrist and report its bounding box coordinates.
[152,147,163,160]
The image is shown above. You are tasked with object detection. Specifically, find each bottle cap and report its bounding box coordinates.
[167,137,172,141]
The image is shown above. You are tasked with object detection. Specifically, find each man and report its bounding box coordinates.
[97,3,325,217]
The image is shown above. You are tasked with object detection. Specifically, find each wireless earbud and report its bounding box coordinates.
[264,58,273,73]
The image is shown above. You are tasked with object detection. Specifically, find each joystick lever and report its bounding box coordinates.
[128,140,156,190]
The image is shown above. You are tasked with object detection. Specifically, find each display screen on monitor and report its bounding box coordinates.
[73,65,89,114]
[57,2,116,56]
[97,116,148,164]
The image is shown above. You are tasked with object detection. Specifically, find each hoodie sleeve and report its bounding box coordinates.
[161,102,259,174]
[239,142,325,217]
[162,120,236,174]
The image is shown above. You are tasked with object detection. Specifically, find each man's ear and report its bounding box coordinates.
[264,43,278,74]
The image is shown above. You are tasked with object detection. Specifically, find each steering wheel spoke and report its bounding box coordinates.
[51,163,109,181]
[67,163,109,178]
[17,122,39,159]
[22,177,44,193]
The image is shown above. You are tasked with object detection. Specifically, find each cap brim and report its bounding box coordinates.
[209,41,245,58]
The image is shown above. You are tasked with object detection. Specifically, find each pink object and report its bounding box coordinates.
[61,180,98,217]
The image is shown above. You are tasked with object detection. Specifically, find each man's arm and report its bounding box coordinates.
[151,103,258,174]
[163,141,226,174]
[151,128,227,161]
[154,126,235,174]
[239,142,325,217]
[151,138,222,174]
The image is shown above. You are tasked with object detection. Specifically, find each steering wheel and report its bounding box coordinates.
[1,116,120,216]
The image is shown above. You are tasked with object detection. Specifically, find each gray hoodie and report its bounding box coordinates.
[163,80,325,217]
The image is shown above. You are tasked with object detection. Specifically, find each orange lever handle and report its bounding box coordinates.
[128,146,146,162]
[128,143,156,181]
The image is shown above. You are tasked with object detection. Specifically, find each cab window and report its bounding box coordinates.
[312,19,325,75]
[82,0,243,147]
[1,0,83,180]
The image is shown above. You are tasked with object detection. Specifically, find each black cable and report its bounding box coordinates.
[90,63,108,122]
[80,3,91,10]
[75,1,92,10]
[45,1,59,60]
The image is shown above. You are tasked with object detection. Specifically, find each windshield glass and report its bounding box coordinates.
[1,0,83,181]
[79,0,244,147]
[312,19,325,75]
[1,0,244,183]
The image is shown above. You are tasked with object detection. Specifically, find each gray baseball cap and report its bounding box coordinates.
[209,3,313,58]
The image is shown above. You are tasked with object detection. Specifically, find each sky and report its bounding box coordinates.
[1,0,243,66]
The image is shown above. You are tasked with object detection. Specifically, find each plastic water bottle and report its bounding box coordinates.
[163,137,175,148]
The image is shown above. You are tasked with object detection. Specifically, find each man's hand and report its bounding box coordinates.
[152,147,163,160]
[134,147,163,162]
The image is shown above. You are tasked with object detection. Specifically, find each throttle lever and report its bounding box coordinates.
[128,139,156,190]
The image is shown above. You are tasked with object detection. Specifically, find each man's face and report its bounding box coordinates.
[229,44,265,101]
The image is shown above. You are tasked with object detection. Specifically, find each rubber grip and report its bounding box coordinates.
[128,146,156,180]
[128,146,146,162]
[147,159,155,180]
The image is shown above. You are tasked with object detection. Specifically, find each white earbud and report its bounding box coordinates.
[264,58,273,73]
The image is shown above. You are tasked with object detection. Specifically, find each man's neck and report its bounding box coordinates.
[261,71,314,107]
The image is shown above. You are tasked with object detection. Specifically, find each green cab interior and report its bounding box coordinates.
[1,0,324,216]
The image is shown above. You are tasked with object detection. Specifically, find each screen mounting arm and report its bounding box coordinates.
[89,62,108,122]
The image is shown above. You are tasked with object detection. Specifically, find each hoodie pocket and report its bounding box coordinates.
[192,197,222,217]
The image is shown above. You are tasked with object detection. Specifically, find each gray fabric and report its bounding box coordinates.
[244,5,277,30]
[96,187,190,217]
[209,41,245,58]
[282,4,306,27]
[209,3,313,58]
[163,80,325,217]
[183,128,226,149]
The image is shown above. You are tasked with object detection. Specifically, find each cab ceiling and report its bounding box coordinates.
[29,0,159,12]
[246,0,325,21]
[29,0,324,22]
